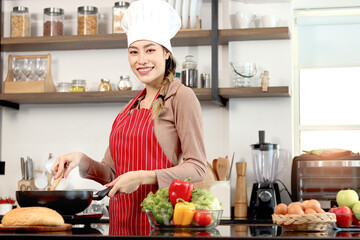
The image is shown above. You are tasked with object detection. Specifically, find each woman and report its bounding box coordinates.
[52,0,207,235]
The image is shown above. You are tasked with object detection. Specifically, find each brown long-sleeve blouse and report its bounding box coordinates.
[79,80,207,188]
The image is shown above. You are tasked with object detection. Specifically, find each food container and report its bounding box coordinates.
[145,209,223,229]
[71,79,87,92]
[43,8,64,36]
[272,213,336,231]
[181,55,198,88]
[57,82,71,92]
[112,1,130,33]
[117,75,132,90]
[78,6,98,35]
[10,6,31,37]
[98,78,112,91]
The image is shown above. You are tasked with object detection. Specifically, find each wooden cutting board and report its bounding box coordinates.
[0,223,72,232]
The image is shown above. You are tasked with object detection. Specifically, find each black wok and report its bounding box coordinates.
[16,187,112,215]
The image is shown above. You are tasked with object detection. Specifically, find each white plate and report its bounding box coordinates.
[190,0,197,28]
[175,0,182,18]
[182,0,190,29]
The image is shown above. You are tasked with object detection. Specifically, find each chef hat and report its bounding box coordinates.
[121,0,181,53]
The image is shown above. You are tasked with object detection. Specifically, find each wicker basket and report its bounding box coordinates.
[272,213,336,231]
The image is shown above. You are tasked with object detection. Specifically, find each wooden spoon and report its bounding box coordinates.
[216,156,230,181]
[50,171,64,191]
[212,159,219,180]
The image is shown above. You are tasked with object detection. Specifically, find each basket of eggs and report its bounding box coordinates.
[272,199,336,231]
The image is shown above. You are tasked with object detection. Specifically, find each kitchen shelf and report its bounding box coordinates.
[0,87,290,106]
[0,27,290,52]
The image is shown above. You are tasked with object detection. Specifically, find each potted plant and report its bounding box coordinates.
[0,197,15,215]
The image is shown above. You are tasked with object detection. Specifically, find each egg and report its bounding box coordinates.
[303,199,321,211]
[305,208,317,214]
[287,204,304,215]
[274,203,288,215]
[288,202,305,211]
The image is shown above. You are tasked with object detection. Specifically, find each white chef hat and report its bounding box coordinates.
[121,0,181,53]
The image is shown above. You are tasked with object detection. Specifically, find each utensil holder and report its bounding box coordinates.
[210,181,231,219]
[18,179,37,191]
[4,54,55,93]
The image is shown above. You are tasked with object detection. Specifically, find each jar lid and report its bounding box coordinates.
[120,75,130,80]
[58,82,71,86]
[71,79,87,85]
[44,8,64,15]
[101,78,110,82]
[13,6,29,13]
[182,55,197,69]
[78,6,98,14]
[114,2,130,8]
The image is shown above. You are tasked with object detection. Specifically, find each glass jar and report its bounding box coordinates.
[112,1,130,33]
[71,79,87,92]
[181,55,198,88]
[117,75,132,90]
[98,78,112,91]
[43,8,64,36]
[78,6,98,35]
[57,82,71,92]
[10,6,31,37]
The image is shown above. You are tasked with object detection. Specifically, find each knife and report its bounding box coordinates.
[24,160,29,180]
[20,157,25,180]
[27,157,33,180]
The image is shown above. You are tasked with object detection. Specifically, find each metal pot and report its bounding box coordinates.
[16,187,111,215]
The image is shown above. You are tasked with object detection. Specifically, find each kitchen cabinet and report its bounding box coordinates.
[0,1,291,109]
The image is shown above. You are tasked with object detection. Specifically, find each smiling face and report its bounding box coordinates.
[128,40,170,88]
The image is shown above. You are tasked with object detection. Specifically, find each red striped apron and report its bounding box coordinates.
[108,89,171,236]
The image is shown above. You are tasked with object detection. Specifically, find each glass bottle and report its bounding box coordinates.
[181,55,198,88]
[117,75,132,90]
[71,79,87,92]
[57,82,72,92]
[98,78,112,91]
[78,6,98,35]
[112,1,130,33]
[43,8,64,36]
[10,6,31,37]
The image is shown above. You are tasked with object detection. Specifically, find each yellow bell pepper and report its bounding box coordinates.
[173,198,196,226]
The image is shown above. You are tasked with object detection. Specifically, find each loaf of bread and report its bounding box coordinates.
[1,207,64,226]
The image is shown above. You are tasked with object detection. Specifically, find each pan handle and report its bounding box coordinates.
[93,186,113,201]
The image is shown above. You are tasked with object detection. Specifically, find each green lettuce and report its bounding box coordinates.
[140,187,170,211]
[191,189,222,210]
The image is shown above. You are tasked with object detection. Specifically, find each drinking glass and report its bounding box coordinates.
[12,58,22,81]
[21,58,33,81]
[34,58,46,80]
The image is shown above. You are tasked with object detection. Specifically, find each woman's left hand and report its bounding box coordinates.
[106,170,156,197]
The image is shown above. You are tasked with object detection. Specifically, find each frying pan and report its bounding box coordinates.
[16,187,112,215]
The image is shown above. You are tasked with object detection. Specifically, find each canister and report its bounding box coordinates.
[117,75,132,90]
[200,73,211,88]
[78,6,98,35]
[43,8,64,36]
[71,79,87,92]
[98,78,112,91]
[112,1,130,33]
[181,55,198,88]
[10,6,31,37]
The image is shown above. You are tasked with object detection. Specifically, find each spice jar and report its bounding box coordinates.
[98,78,112,91]
[117,75,132,90]
[181,55,198,88]
[43,8,64,36]
[112,1,130,33]
[78,6,98,35]
[71,79,87,92]
[10,6,31,37]
[57,82,71,92]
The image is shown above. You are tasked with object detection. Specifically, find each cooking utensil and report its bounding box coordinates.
[50,170,64,190]
[24,160,29,180]
[227,152,235,180]
[20,157,25,180]
[16,187,112,215]
[216,156,230,181]
[212,159,219,180]
[27,157,33,180]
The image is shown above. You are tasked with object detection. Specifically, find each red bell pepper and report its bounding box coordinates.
[169,177,194,206]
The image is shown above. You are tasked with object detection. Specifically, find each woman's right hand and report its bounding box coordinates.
[52,152,85,179]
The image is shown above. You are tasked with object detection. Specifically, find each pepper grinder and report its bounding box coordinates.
[234,162,247,219]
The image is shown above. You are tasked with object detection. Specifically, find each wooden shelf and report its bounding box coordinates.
[0,87,290,106]
[1,27,290,52]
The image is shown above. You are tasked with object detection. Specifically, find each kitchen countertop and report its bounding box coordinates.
[0,222,355,239]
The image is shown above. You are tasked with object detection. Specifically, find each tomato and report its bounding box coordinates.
[194,210,212,226]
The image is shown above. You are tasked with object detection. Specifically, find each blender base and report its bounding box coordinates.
[248,182,281,221]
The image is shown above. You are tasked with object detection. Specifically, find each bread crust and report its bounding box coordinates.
[1,207,64,226]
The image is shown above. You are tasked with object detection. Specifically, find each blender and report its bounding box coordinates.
[248,130,288,220]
